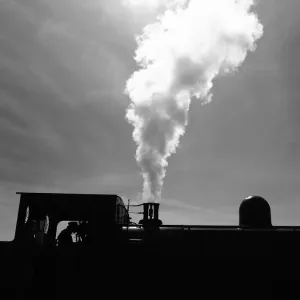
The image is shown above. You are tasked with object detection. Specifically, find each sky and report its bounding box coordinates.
[0,0,300,240]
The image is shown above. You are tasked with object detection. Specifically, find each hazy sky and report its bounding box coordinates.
[1,0,300,240]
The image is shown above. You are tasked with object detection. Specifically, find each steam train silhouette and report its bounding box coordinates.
[1,192,298,298]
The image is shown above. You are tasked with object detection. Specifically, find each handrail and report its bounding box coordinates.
[121,224,300,231]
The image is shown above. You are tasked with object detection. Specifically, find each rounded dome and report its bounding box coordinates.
[239,196,272,228]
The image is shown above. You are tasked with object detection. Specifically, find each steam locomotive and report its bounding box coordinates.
[1,192,298,299]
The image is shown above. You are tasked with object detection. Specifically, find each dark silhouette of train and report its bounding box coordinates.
[1,192,298,298]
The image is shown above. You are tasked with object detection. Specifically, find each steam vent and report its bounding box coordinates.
[239,196,272,228]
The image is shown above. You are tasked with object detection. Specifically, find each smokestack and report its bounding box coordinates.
[139,203,162,226]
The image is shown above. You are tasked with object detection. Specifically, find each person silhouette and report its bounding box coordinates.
[57,222,78,247]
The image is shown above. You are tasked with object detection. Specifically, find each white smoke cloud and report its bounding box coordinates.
[125,0,263,202]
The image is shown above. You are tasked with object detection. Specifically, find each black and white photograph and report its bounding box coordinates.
[0,0,299,298]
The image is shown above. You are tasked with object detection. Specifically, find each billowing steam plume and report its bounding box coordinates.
[125,0,263,202]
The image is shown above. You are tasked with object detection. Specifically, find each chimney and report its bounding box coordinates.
[139,203,162,226]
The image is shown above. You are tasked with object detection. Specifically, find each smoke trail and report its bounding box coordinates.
[125,0,263,202]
